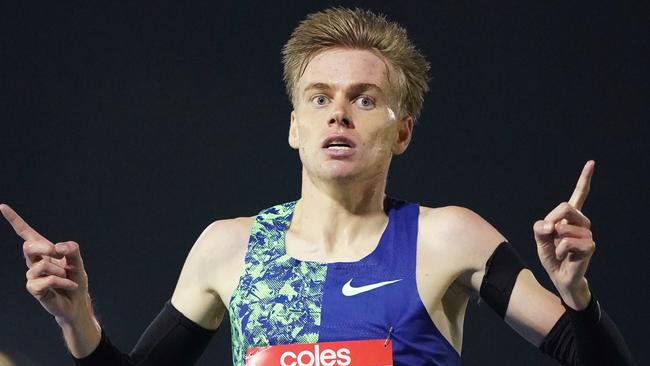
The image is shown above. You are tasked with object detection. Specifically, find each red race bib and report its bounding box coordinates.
[245,339,393,366]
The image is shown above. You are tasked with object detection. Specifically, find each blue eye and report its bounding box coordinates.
[312,95,329,106]
[355,96,375,109]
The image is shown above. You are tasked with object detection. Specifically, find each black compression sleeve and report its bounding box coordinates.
[540,296,635,365]
[72,301,217,366]
[73,328,134,366]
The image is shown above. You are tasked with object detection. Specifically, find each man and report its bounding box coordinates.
[0,7,633,366]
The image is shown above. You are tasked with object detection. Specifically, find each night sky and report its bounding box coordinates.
[1,1,647,365]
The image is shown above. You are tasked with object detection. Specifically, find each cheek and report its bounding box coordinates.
[295,121,321,156]
[297,123,317,144]
[363,129,395,158]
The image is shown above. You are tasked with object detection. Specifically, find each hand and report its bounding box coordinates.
[533,161,596,310]
[0,204,91,325]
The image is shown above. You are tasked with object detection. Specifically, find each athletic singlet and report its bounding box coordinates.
[229,198,460,365]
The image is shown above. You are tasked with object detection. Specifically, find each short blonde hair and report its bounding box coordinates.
[282,7,430,120]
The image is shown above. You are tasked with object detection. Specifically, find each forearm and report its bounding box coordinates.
[541,295,635,365]
[56,296,102,359]
[479,243,634,364]
[568,296,634,365]
[556,277,591,312]
[550,273,634,365]
[72,301,216,366]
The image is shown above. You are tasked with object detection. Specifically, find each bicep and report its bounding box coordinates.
[504,269,565,346]
[171,279,224,331]
[447,209,565,346]
[171,222,228,330]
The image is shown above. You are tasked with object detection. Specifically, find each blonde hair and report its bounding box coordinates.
[282,7,430,120]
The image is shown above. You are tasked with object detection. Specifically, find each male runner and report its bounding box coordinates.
[1,7,633,366]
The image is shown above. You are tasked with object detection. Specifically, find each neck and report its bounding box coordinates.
[290,168,389,256]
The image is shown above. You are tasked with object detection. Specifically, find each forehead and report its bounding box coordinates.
[299,48,390,91]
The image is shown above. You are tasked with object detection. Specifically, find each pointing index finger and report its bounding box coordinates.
[0,204,48,242]
[568,160,595,211]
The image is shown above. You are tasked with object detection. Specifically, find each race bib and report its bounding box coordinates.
[245,339,393,366]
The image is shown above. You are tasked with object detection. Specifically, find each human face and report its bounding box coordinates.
[289,48,413,183]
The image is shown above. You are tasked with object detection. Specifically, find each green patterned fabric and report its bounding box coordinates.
[228,202,328,365]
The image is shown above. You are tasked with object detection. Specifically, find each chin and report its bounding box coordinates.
[308,165,359,183]
[323,161,360,178]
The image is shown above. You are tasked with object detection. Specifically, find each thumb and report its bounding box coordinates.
[533,220,554,245]
[54,241,86,274]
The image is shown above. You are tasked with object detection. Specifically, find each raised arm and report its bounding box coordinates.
[1,203,249,365]
[462,161,634,365]
[73,218,250,365]
[0,203,101,357]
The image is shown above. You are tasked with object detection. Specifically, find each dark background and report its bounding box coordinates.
[1,1,648,365]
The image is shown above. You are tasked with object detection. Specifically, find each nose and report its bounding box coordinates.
[328,101,354,128]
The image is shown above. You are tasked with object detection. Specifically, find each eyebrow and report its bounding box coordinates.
[303,82,385,96]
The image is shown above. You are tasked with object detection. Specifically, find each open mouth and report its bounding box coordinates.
[326,143,352,149]
[322,136,356,149]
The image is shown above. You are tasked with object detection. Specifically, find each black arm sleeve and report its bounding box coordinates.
[72,301,217,366]
[479,241,527,318]
[479,242,634,365]
[540,296,635,365]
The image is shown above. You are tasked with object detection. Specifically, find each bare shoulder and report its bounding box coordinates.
[413,205,509,349]
[190,216,255,264]
[171,215,255,329]
[418,205,506,271]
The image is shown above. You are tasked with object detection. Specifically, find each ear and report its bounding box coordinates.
[288,110,299,149]
[392,116,414,155]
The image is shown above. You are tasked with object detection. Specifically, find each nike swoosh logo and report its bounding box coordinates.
[341,278,403,296]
